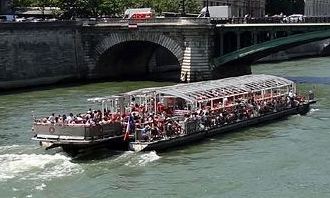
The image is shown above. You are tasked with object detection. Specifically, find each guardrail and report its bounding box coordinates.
[2,16,330,25]
[83,17,210,26]
[210,16,330,24]
[82,16,330,26]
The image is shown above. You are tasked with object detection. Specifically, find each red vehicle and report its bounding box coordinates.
[131,12,153,20]
[124,8,155,20]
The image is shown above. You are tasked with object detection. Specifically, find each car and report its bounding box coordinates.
[284,14,304,23]
[15,17,26,22]
[46,18,57,22]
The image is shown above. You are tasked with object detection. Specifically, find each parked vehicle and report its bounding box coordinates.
[284,14,304,23]
[198,6,232,18]
[15,17,26,22]
[0,15,15,22]
[123,8,155,20]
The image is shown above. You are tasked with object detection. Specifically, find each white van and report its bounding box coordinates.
[198,6,232,18]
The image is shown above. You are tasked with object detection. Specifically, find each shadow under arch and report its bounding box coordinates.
[96,40,181,81]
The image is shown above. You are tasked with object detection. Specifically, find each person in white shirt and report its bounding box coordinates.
[66,113,74,123]
[48,113,55,123]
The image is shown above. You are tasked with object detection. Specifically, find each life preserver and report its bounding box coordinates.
[49,126,55,133]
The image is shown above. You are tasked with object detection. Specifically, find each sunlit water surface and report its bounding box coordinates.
[0,57,329,197]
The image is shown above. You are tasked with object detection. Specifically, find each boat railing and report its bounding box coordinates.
[183,119,204,134]
[173,110,191,116]
[33,121,123,141]
[134,129,144,141]
[297,89,315,102]
[33,122,90,127]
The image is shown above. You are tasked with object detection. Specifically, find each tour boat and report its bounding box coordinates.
[126,74,315,152]
[32,74,315,154]
[32,95,131,154]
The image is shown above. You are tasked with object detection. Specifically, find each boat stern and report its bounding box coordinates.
[129,142,149,152]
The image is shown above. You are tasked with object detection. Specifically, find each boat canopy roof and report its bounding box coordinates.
[88,74,294,103]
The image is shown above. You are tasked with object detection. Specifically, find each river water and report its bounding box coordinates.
[0,57,329,198]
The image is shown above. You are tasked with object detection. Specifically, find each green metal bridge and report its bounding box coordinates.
[213,29,330,69]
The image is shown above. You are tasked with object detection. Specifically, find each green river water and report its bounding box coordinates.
[0,57,329,198]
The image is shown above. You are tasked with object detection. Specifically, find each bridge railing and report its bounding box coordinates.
[84,17,210,26]
[303,16,330,23]
[210,16,330,24]
[2,16,330,25]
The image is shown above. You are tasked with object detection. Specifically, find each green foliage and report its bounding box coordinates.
[185,0,201,13]
[13,0,58,7]
[12,0,201,18]
[13,0,34,7]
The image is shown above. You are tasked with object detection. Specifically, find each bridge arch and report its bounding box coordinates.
[95,32,184,62]
[92,32,184,80]
[212,29,330,78]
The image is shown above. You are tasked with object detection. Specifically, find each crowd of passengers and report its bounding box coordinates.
[36,108,123,125]
[183,94,304,131]
[37,93,306,141]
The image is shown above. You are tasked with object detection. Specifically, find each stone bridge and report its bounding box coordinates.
[82,18,213,82]
[82,19,330,82]
[1,18,330,89]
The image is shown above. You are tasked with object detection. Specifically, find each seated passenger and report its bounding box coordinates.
[42,118,49,124]
[58,116,63,123]
[66,113,74,123]
[48,113,55,123]
[75,116,84,124]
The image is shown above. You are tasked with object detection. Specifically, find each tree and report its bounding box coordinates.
[12,0,201,18]
[152,0,180,14]
[185,0,201,14]
[99,0,136,17]
[57,0,85,19]
[13,0,34,7]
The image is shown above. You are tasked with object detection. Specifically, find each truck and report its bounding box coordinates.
[198,6,232,18]
[123,8,155,20]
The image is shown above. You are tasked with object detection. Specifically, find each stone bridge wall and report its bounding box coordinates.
[0,21,84,90]
[0,20,214,90]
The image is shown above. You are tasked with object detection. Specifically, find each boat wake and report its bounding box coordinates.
[124,151,160,167]
[310,108,320,113]
[35,183,47,191]
[0,147,83,182]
